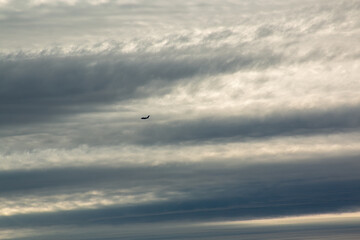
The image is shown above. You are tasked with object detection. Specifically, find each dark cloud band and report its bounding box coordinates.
[0,155,359,228]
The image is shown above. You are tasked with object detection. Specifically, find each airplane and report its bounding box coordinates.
[141,115,150,119]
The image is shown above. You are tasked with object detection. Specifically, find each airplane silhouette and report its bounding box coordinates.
[141,115,150,119]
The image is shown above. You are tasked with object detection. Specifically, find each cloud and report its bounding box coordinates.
[0,190,165,216]
[134,104,360,145]
[2,131,360,171]
[1,0,360,239]
[0,0,358,129]
[0,156,359,225]
[3,216,360,240]
[0,45,284,126]
[206,212,360,227]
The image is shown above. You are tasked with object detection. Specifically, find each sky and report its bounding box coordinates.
[1,0,360,239]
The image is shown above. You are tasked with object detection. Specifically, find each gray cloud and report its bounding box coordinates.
[135,105,360,145]
[3,223,360,240]
[1,0,358,128]
[1,0,360,239]
[54,104,360,148]
[0,47,283,126]
[0,156,359,227]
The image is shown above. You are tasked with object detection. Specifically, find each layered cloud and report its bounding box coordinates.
[1,0,360,239]
[1,157,360,225]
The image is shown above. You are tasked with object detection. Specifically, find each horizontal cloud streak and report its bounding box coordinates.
[0,156,359,226]
[1,0,359,239]
[0,48,283,125]
[3,131,360,171]
[2,217,360,240]
[0,0,358,129]
[136,104,360,145]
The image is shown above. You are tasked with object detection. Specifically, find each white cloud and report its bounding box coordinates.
[0,189,170,216]
[0,0,9,6]
[29,0,79,6]
[2,132,360,170]
[202,211,360,226]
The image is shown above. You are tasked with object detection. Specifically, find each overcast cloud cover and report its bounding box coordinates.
[1,0,360,239]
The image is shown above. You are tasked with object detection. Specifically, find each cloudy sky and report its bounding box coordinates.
[1,0,360,239]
